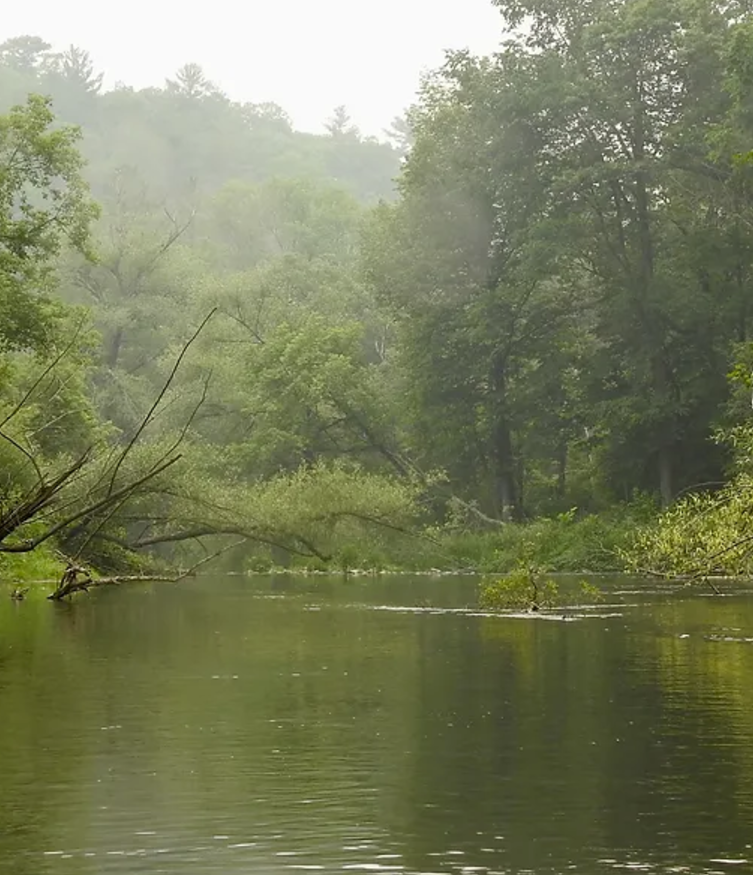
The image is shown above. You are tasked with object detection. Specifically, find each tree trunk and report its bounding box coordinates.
[107,326,123,368]
[658,444,673,508]
[633,79,678,507]
[490,351,519,521]
[555,438,567,499]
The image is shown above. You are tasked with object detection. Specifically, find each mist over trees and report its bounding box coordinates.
[365,0,753,520]
[0,38,400,202]
[2,1,753,580]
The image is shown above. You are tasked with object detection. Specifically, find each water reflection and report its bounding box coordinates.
[0,576,752,873]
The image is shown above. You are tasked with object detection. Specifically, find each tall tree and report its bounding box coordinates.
[166,63,216,99]
[0,36,52,74]
[365,0,749,512]
[52,45,103,94]
[0,95,98,351]
[325,105,358,139]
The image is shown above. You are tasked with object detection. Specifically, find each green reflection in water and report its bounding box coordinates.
[1,575,752,874]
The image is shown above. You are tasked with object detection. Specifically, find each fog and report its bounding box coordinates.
[1,0,503,133]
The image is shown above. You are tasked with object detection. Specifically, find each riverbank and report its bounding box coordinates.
[241,507,649,577]
[0,506,653,593]
[0,546,66,586]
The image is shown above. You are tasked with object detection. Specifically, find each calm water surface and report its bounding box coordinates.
[1,575,753,874]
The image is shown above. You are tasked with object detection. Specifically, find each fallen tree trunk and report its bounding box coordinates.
[47,565,184,600]
[48,538,245,601]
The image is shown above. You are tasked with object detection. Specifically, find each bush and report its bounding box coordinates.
[623,426,753,580]
[624,473,753,578]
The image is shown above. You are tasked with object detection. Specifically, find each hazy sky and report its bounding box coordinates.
[2,0,504,135]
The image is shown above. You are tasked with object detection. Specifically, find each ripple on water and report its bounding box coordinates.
[3,575,753,875]
[365,604,625,621]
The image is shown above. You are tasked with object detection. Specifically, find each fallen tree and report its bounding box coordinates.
[47,537,245,600]
[1,312,216,593]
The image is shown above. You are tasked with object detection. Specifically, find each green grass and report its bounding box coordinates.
[0,545,65,582]
[0,544,67,598]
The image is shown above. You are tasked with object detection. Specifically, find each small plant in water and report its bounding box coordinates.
[478,540,606,613]
[479,572,605,613]
[479,552,559,613]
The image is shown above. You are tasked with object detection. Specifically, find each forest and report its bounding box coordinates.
[4,0,753,588]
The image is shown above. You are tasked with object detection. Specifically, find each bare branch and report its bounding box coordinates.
[118,522,331,563]
[106,309,216,496]
[0,450,92,544]
[132,208,196,288]
[0,428,44,485]
[0,316,87,429]
[0,455,181,553]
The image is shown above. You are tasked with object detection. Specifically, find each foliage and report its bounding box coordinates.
[363,0,750,518]
[0,49,401,204]
[478,556,605,612]
[289,504,645,575]
[479,559,560,612]
[96,453,427,572]
[0,543,65,585]
[415,505,648,574]
[0,94,98,351]
[624,425,753,578]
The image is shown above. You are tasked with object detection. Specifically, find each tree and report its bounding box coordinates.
[482,0,748,505]
[0,94,99,351]
[325,105,358,139]
[383,114,414,156]
[204,176,363,269]
[0,313,214,568]
[52,45,103,94]
[242,101,293,134]
[0,35,401,204]
[363,0,752,516]
[223,315,404,478]
[363,51,583,520]
[166,63,217,99]
[0,36,52,74]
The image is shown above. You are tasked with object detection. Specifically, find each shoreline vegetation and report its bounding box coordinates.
[3,495,751,604]
[5,6,753,602]
[0,505,662,591]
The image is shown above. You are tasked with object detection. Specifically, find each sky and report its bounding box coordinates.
[1,0,504,135]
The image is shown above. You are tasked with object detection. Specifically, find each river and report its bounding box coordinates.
[1,574,752,874]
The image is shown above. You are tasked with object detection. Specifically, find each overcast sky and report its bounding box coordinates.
[2,0,504,135]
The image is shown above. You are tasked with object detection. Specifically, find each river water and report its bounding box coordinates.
[1,574,752,874]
